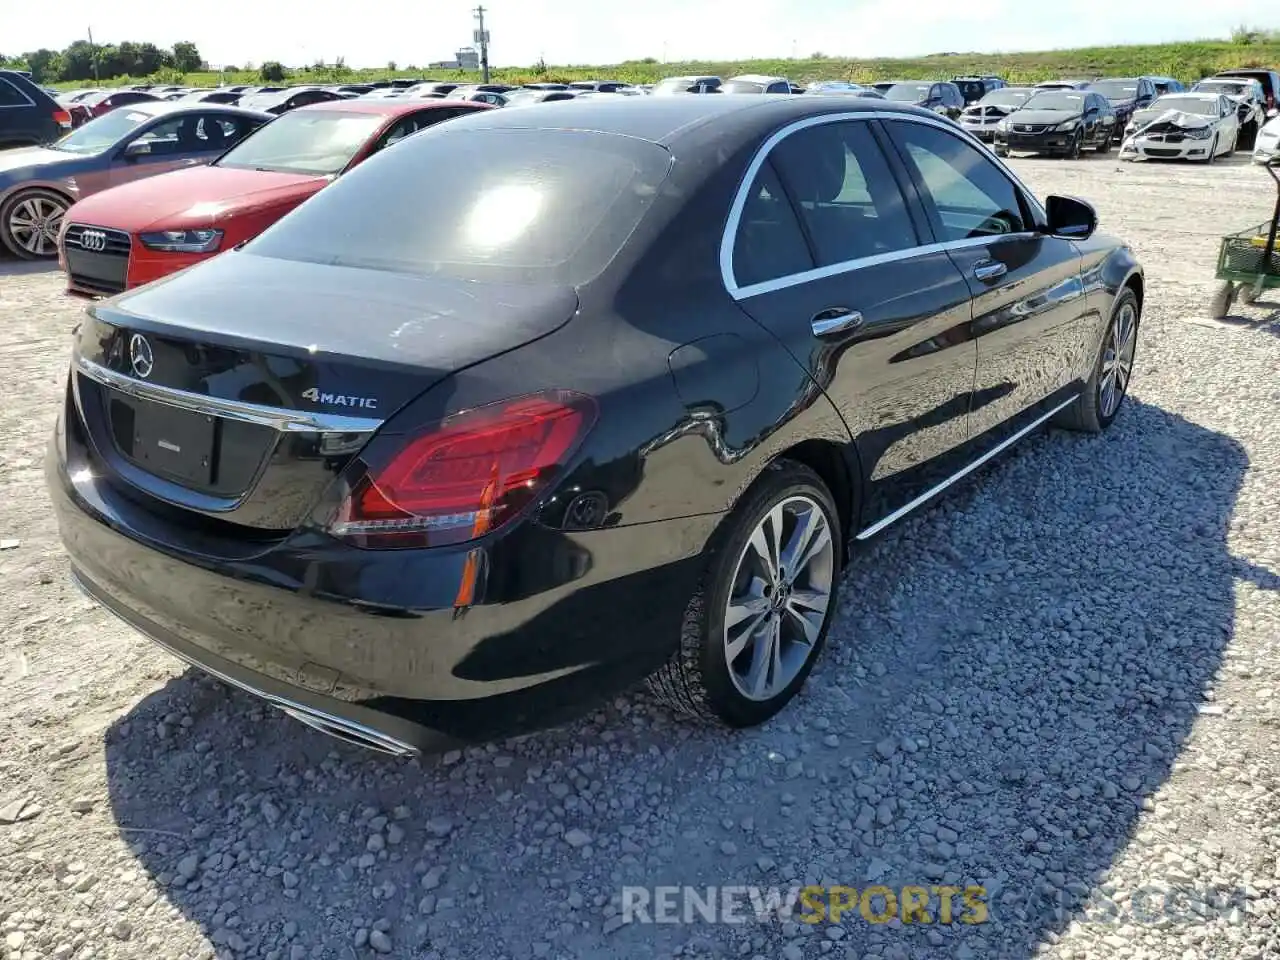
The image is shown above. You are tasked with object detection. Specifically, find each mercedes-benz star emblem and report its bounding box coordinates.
[79,229,107,252]
[129,334,154,380]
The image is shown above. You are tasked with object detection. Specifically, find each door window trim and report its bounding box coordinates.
[720,110,1047,301]
[0,78,35,109]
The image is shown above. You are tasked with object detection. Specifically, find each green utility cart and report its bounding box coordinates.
[1210,155,1280,318]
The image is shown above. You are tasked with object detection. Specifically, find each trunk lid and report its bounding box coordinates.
[73,250,579,531]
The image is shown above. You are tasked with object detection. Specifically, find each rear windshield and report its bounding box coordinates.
[216,110,386,175]
[246,127,673,286]
[722,80,766,94]
[885,83,931,102]
[955,81,986,101]
[1088,80,1139,100]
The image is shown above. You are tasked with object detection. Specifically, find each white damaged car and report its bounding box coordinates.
[1255,114,1280,164]
[1120,93,1240,162]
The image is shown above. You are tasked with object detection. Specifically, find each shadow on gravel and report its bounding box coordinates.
[0,257,59,277]
[101,397,1250,960]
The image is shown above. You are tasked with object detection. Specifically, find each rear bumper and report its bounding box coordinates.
[47,392,720,752]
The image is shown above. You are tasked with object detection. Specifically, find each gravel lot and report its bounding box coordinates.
[2,154,1280,960]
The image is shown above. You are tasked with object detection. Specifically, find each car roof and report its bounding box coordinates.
[103,100,270,120]
[729,74,787,84]
[292,98,490,118]
[427,93,942,152]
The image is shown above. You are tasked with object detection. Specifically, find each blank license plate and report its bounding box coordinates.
[113,397,216,487]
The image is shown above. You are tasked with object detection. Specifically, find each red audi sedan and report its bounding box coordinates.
[59,99,492,297]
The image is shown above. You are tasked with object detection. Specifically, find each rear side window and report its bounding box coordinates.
[0,79,31,107]
[732,161,814,287]
[886,120,1028,241]
[770,120,919,265]
[247,127,673,286]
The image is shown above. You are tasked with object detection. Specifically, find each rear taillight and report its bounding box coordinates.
[52,108,71,127]
[330,390,597,548]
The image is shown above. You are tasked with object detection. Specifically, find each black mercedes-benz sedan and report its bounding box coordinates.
[47,95,1144,756]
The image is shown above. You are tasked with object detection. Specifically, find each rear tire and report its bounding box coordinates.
[646,460,844,728]
[1056,289,1139,433]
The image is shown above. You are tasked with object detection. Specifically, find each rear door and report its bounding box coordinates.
[881,118,1093,436]
[727,116,979,496]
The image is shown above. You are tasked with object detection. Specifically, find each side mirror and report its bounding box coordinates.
[123,140,151,159]
[1044,195,1097,240]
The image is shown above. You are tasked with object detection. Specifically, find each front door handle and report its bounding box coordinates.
[973,260,1008,282]
[810,308,864,338]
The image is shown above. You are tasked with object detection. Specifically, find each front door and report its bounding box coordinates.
[881,117,1091,436]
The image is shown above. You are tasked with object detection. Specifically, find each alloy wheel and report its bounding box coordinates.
[1099,301,1137,418]
[7,194,65,258]
[723,495,835,702]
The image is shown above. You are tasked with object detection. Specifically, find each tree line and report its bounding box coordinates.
[0,40,204,84]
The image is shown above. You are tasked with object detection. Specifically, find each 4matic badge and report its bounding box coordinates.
[301,388,378,410]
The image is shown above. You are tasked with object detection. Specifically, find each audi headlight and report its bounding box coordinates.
[138,229,223,253]
[1056,119,1079,132]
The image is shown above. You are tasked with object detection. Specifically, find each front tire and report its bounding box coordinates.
[0,187,68,259]
[1056,289,1139,433]
[1205,135,1218,163]
[1096,129,1113,154]
[646,460,843,727]
[1066,130,1083,160]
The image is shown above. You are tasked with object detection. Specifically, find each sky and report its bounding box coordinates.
[1,0,1271,69]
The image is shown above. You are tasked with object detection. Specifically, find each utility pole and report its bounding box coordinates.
[473,5,491,83]
[87,26,100,84]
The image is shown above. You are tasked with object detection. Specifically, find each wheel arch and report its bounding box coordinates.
[768,439,861,545]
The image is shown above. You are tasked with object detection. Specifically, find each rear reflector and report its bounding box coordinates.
[330,390,597,548]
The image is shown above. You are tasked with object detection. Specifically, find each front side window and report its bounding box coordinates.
[770,120,920,265]
[886,120,1028,242]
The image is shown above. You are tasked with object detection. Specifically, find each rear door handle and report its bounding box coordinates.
[810,308,864,338]
[973,260,1008,282]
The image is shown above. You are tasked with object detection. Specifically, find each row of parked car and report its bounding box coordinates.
[951,70,1280,163]
[1,62,1277,268]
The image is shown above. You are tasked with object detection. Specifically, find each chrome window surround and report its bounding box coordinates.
[74,353,384,434]
[719,110,1049,301]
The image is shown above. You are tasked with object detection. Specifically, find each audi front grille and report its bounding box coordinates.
[63,224,132,296]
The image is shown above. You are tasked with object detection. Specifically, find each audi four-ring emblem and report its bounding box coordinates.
[129,334,154,380]
[78,229,107,252]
